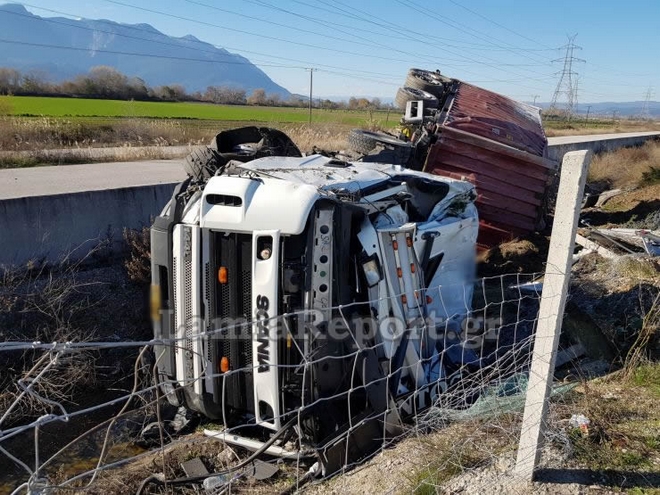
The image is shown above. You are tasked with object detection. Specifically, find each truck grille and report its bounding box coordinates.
[172,257,178,356]
[214,232,254,413]
[205,261,213,363]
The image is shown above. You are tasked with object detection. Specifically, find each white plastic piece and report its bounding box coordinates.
[204,429,303,459]
[404,100,424,124]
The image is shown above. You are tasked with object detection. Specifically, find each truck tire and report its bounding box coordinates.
[347,129,408,154]
[184,146,225,180]
[394,86,439,110]
[405,69,449,98]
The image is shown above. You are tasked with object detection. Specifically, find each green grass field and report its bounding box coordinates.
[0,95,395,126]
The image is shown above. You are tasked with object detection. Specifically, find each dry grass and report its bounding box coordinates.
[588,140,660,189]
[549,363,660,475]
[0,249,106,425]
[0,146,194,168]
[544,119,660,137]
[123,226,151,285]
[0,117,353,153]
[0,117,353,167]
[52,430,305,494]
[282,123,353,153]
[0,117,215,151]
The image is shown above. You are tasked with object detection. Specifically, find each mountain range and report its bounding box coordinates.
[534,101,660,118]
[0,3,290,96]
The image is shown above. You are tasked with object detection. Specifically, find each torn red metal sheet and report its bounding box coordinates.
[441,82,548,157]
[424,112,556,248]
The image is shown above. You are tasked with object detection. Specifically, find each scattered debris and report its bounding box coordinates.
[568,414,590,436]
[575,233,618,259]
[594,188,623,208]
[555,344,587,369]
[591,227,660,256]
[181,457,209,478]
[244,459,279,481]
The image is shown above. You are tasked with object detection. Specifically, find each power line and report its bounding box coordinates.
[17,3,405,81]
[397,0,556,68]
[447,0,555,50]
[113,0,561,92]
[182,0,408,54]
[0,37,304,69]
[302,0,558,89]
[640,86,654,119]
[19,1,634,103]
[182,0,472,69]
[299,0,556,81]
[100,0,448,67]
[549,34,585,115]
[0,36,402,90]
[392,0,559,84]
[289,0,538,51]
[102,0,561,95]
[294,0,656,96]
[10,5,251,62]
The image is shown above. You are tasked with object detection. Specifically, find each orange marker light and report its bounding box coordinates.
[397,267,403,278]
[220,356,230,373]
[410,264,416,273]
[392,240,399,250]
[218,266,228,284]
[406,236,413,247]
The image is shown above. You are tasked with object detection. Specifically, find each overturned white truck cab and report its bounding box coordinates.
[150,127,479,472]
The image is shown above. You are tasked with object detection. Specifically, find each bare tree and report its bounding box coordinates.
[0,67,21,95]
[21,70,50,94]
[266,92,281,106]
[246,88,266,106]
[203,86,246,105]
[87,66,130,98]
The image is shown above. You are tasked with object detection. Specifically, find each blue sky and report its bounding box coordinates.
[19,0,660,103]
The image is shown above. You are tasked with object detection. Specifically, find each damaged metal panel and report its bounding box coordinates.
[441,83,548,158]
[424,126,556,247]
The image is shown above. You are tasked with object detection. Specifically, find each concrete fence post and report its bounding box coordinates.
[514,150,592,480]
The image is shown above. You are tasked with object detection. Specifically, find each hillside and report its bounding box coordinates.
[535,100,660,118]
[0,3,290,96]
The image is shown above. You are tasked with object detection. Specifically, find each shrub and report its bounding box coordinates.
[123,226,151,285]
[641,165,660,185]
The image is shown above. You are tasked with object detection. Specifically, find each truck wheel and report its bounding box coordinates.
[347,129,408,154]
[394,86,439,110]
[405,69,449,98]
[183,147,224,180]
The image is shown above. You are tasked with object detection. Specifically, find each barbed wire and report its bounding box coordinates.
[0,271,576,494]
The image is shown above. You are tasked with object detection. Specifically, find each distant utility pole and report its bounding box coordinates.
[549,34,585,118]
[306,68,317,124]
[585,105,592,126]
[531,94,540,105]
[640,86,654,120]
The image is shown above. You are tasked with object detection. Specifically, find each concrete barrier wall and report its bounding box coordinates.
[547,133,660,162]
[0,183,177,266]
[2,132,657,266]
